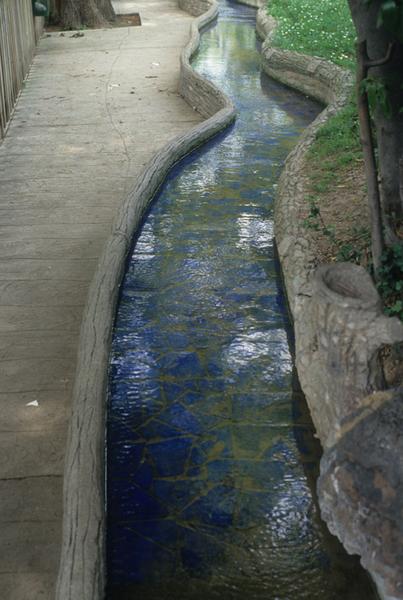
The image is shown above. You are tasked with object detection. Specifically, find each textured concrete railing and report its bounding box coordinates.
[257,8,352,106]
[179,0,235,118]
[311,263,403,447]
[55,2,235,600]
[255,5,403,599]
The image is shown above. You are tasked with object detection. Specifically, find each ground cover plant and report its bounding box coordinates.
[266,0,369,259]
[268,0,356,69]
[266,0,403,322]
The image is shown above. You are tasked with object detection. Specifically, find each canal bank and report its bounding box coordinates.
[53,0,402,598]
[0,1,210,599]
[55,2,235,599]
[254,5,403,599]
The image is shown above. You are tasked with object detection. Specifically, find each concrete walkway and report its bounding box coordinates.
[0,2,201,598]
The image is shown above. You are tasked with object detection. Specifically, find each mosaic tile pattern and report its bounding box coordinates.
[107,2,378,598]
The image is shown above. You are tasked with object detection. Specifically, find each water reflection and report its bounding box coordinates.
[107,1,377,598]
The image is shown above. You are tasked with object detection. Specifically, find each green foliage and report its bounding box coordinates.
[360,76,392,117]
[307,96,362,196]
[377,243,403,319]
[365,0,403,42]
[267,0,356,69]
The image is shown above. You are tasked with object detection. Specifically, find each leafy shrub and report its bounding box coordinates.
[377,244,403,320]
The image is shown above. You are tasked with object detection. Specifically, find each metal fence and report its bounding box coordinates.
[0,0,36,139]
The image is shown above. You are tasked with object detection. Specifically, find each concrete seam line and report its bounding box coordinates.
[55,2,236,599]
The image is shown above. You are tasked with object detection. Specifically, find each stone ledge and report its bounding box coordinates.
[255,5,403,599]
[55,2,235,599]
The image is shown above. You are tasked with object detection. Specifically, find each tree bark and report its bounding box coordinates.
[97,0,116,21]
[356,40,385,272]
[348,0,403,228]
[60,0,115,29]
[48,0,61,23]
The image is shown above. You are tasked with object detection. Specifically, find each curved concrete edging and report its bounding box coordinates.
[55,2,235,599]
[255,5,354,438]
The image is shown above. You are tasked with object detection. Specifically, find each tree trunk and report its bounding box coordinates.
[97,0,116,21]
[348,0,403,229]
[356,40,385,272]
[48,0,61,23]
[61,0,115,29]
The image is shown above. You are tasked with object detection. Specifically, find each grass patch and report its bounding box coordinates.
[268,0,356,69]
[302,97,370,267]
[266,0,370,268]
[308,97,361,182]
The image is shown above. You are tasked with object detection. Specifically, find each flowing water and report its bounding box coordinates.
[106,2,377,598]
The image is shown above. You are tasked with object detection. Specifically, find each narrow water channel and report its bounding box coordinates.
[107,2,377,598]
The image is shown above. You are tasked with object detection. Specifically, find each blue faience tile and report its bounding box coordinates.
[154,479,205,510]
[180,390,203,406]
[162,382,183,402]
[206,460,235,484]
[107,442,144,478]
[132,462,154,489]
[108,525,176,584]
[147,437,193,477]
[205,360,222,377]
[137,419,184,441]
[181,485,237,527]
[161,331,190,350]
[189,446,206,467]
[235,490,275,529]
[107,416,143,441]
[103,5,372,597]
[236,459,286,489]
[198,378,226,394]
[108,483,168,521]
[187,466,203,478]
[159,352,202,378]
[180,528,224,576]
[158,403,202,435]
[129,519,179,547]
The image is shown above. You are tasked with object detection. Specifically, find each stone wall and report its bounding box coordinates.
[179,0,235,118]
[255,6,403,598]
[55,2,235,599]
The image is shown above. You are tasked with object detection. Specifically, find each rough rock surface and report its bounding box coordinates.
[309,263,403,447]
[319,388,403,600]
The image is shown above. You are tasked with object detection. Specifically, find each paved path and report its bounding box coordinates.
[0,2,200,598]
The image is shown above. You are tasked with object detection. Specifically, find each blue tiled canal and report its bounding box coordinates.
[107,2,377,598]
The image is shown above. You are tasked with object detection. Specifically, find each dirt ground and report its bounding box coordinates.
[301,158,403,387]
[301,158,370,266]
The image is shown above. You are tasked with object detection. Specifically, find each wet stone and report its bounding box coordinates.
[147,438,194,478]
